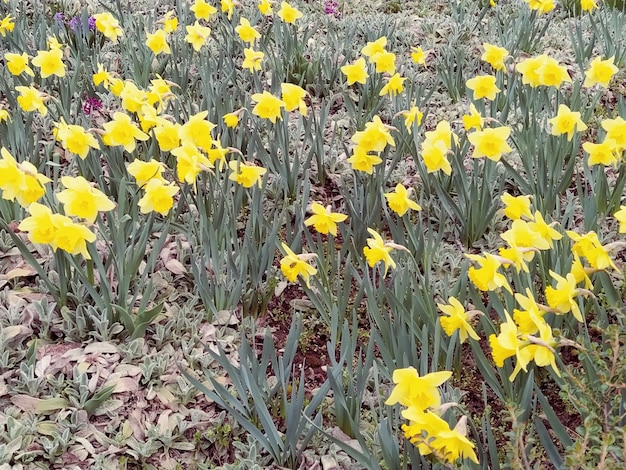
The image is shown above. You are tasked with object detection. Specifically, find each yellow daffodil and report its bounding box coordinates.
[223,110,241,128]
[258,0,274,15]
[52,218,97,259]
[361,37,387,57]
[481,42,508,71]
[251,91,285,123]
[235,17,260,44]
[536,55,571,87]
[600,116,626,151]
[462,103,483,131]
[466,252,513,293]
[437,297,480,343]
[410,46,426,65]
[545,270,589,322]
[242,48,264,72]
[351,115,395,153]
[221,0,236,20]
[16,86,47,116]
[185,21,211,51]
[379,73,406,97]
[399,105,423,134]
[161,10,179,33]
[341,58,369,85]
[280,83,308,115]
[172,141,213,189]
[53,119,100,159]
[614,206,626,234]
[127,159,167,187]
[5,52,34,76]
[304,202,347,236]
[580,0,597,11]
[190,0,217,20]
[582,139,619,166]
[101,112,150,152]
[93,12,123,42]
[516,55,546,87]
[347,146,382,174]
[0,14,15,37]
[228,160,267,188]
[138,179,179,215]
[548,104,587,141]
[500,193,533,220]
[468,126,512,161]
[18,203,61,245]
[370,50,396,74]
[31,48,65,78]
[466,74,500,100]
[180,111,216,152]
[384,183,421,216]
[145,29,171,55]
[277,1,302,24]
[421,139,451,175]
[279,242,317,287]
[584,56,618,88]
[363,228,405,277]
[385,367,451,409]
[153,120,181,152]
[56,176,116,223]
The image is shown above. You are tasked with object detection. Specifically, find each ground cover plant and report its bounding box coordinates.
[0,0,625,468]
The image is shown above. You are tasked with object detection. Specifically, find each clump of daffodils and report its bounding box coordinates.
[386,367,478,464]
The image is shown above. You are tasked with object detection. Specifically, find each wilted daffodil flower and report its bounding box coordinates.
[279,242,317,287]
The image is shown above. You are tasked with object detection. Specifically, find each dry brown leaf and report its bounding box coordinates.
[165,259,187,274]
[11,395,69,413]
[84,342,119,354]
[1,266,38,280]
[1,325,33,344]
[104,377,139,393]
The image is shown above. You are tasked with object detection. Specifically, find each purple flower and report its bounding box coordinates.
[53,12,65,23]
[88,16,96,31]
[324,0,339,17]
[83,96,103,116]
[68,16,80,33]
